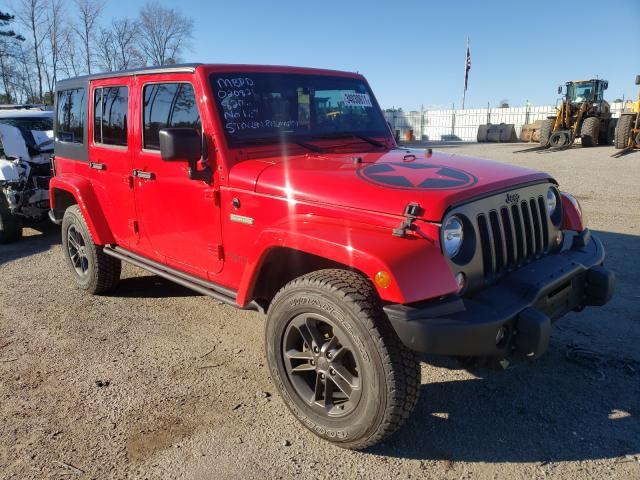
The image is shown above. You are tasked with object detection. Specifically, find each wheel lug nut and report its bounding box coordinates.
[313,346,319,353]
[320,374,325,380]
[330,368,335,375]
[310,360,315,365]
[327,352,332,358]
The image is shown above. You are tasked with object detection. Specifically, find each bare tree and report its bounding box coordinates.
[138,1,193,66]
[0,11,26,103]
[73,0,104,74]
[43,0,64,95]
[59,25,81,77]
[15,0,48,102]
[96,17,144,72]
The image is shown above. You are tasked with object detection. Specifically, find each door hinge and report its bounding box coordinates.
[128,219,139,234]
[204,189,221,207]
[208,243,224,260]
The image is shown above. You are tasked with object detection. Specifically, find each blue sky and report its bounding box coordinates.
[105,0,639,110]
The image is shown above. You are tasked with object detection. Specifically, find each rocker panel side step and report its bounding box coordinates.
[103,245,260,311]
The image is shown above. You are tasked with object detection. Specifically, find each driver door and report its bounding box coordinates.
[131,75,223,278]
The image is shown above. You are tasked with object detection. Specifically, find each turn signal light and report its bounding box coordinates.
[375,271,391,289]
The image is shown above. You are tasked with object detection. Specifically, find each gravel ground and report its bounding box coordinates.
[1,143,639,479]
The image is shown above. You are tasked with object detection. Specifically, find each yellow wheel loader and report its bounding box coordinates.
[539,79,615,148]
[613,75,640,156]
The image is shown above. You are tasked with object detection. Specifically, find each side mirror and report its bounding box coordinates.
[159,128,212,183]
[557,86,563,95]
[603,81,608,90]
[636,75,640,86]
[159,128,201,162]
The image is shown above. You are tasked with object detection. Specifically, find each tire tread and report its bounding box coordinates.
[270,268,420,449]
[62,205,121,294]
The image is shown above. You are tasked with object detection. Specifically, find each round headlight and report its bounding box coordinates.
[443,216,464,258]
[546,188,557,215]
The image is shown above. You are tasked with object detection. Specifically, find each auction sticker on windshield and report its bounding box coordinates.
[341,92,372,107]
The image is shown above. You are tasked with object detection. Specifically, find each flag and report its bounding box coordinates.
[464,38,471,92]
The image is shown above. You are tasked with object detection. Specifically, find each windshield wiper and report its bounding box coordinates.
[311,132,386,148]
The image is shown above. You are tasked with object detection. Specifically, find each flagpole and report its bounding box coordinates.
[462,37,469,110]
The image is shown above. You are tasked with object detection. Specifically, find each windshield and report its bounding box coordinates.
[0,116,53,151]
[567,82,595,103]
[210,73,390,148]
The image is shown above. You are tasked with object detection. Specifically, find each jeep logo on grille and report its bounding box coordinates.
[505,192,520,205]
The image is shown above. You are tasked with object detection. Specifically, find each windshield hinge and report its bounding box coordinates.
[392,202,424,238]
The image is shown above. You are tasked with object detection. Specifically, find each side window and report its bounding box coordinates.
[93,86,128,147]
[56,88,86,143]
[143,83,201,150]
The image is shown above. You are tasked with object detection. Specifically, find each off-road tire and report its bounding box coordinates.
[539,118,555,146]
[580,117,600,147]
[0,193,22,244]
[61,205,121,294]
[599,118,616,146]
[265,269,420,450]
[614,114,635,149]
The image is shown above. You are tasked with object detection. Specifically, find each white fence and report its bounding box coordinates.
[384,102,627,142]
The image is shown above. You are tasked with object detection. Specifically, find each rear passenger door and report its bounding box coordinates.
[89,78,138,247]
[132,75,223,278]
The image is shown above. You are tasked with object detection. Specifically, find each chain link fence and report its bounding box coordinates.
[384,103,627,142]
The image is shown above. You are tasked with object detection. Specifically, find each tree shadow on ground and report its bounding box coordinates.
[373,348,639,463]
[0,223,60,266]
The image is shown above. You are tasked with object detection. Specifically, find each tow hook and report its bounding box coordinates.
[392,202,424,237]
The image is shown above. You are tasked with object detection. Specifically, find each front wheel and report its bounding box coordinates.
[0,193,22,244]
[539,118,555,146]
[265,269,420,449]
[580,117,600,147]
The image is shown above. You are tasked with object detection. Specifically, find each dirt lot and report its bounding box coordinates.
[1,143,639,480]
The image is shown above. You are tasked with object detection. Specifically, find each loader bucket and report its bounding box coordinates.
[520,120,543,143]
[477,124,490,142]
[482,123,517,143]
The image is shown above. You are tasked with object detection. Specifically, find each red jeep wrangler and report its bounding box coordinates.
[49,64,615,449]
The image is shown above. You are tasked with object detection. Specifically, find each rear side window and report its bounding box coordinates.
[56,88,86,143]
[143,83,201,150]
[94,86,128,146]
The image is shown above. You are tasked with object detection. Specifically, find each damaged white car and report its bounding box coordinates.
[0,109,54,243]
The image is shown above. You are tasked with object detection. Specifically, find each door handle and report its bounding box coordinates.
[132,169,154,180]
[89,162,105,170]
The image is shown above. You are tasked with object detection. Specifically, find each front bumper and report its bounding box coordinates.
[384,229,615,358]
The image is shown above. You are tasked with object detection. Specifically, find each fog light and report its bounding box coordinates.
[375,271,391,289]
[555,230,564,247]
[455,272,466,292]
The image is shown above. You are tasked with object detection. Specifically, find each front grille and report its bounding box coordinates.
[477,195,550,279]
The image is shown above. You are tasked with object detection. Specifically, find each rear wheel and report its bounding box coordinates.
[0,193,22,244]
[265,269,420,449]
[61,205,121,294]
[614,114,635,149]
[539,118,555,146]
[580,117,600,147]
[599,119,616,145]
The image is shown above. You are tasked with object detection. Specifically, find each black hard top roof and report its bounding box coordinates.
[56,63,202,88]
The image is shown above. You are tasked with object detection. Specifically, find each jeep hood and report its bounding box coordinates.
[245,149,553,222]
